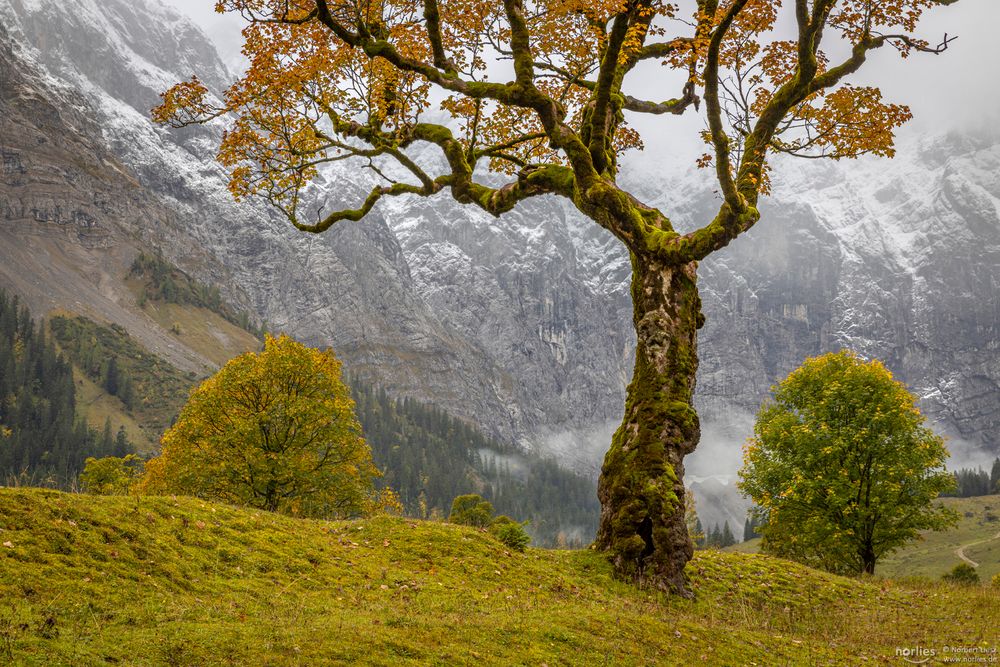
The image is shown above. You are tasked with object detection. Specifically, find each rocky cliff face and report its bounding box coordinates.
[687,136,1000,477]
[1,0,997,527]
[0,0,523,441]
[0,11,220,374]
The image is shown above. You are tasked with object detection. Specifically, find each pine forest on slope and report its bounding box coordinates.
[0,289,136,487]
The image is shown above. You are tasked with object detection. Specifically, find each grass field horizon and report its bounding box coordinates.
[1,488,997,665]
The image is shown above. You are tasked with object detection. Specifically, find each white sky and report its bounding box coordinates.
[163,0,1000,162]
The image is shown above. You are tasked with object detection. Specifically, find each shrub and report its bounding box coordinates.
[449,494,495,528]
[942,563,979,586]
[490,516,530,552]
[80,455,142,495]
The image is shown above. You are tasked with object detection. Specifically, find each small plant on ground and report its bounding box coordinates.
[450,495,531,551]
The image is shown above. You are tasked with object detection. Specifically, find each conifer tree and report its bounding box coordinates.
[113,426,131,458]
[104,357,120,396]
[719,521,735,548]
[694,517,705,548]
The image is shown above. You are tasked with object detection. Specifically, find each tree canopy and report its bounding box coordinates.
[738,351,957,575]
[140,334,391,518]
[449,493,495,527]
[154,0,954,258]
[154,0,962,592]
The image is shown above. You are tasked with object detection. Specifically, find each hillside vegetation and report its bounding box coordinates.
[878,496,1000,582]
[0,291,132,487]
[73,370,156,453]
[133,299,262,371]
[49,308,257,454]
[50,315,194,443]
[128,252,263,340]
[10,299,596,544]
[353,381,600,546]
[1,489,997,666]
[729,496,1000,584]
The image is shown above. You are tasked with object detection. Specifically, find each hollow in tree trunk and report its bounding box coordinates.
[595,255,703,596]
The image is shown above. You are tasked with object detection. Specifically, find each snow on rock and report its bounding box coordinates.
[1,0,997,486]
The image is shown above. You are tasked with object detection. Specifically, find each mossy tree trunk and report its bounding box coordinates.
[595,254,703,596]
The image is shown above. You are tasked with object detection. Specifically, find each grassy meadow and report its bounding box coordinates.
[1,489,997,666]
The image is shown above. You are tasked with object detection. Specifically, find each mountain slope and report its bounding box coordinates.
[0,0,519,445]
[0,0,997,503]
[2,488,998,665]
[0,10,212,376]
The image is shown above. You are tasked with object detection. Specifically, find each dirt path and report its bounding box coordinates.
[954,529,1000,568]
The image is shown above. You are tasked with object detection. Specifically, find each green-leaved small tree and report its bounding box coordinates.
[448,494,495,528]
[739,351,957,575]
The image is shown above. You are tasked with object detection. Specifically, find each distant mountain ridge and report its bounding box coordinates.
[1,0,997,539]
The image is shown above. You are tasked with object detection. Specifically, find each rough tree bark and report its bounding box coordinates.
[595,254,703,595]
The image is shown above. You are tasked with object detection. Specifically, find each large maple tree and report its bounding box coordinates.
[155,0,959,594]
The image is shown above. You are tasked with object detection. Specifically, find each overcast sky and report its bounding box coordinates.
[163,0,1000,160]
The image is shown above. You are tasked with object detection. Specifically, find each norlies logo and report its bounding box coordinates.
[896,646,936,664]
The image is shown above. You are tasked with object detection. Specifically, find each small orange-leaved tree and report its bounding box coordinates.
[141,334,395,518]
[154,0,960,593]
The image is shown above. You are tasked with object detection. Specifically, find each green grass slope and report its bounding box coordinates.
[1,489,997,666]
[727,496,1000,583]
[878,496,1000,582]
[131,297,262,370]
